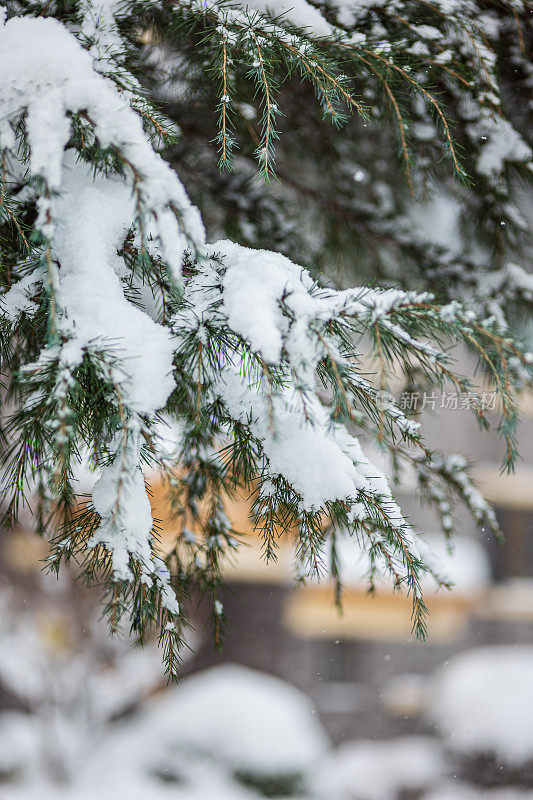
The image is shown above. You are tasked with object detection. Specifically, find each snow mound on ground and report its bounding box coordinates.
[425,783,533,800]
[0,768,260,800]
[0,713,39,775]
[312,736,447,800]
[138,663,328,775]
[428,646,533,765]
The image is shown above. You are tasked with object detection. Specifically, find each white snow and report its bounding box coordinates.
[51,159,175,414]
[90,432,154,582]
[0,15,204,268]
[207,240,434,377]
[217,240,318,364]
[243,0,332,35]
[428,646,533,765]
[52,163,174,413]
[214,367,415,542]
[0,271,45,321]
[215,370,366,509]
[135,663,329,774]
[312,736,447,800]
[476,119,532,180]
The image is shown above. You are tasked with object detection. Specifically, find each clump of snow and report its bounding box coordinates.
[136,664,329,775]
[205,240,434,380]
[216,371,367,509]
[0,14,203,268]
[243,0,332,35]
[476,119,532,179]
[214,367,415,543]
[90,427,154,582]
[181,241,427,527]
[0,271,45,321]
[428,646,533,765]
[311,736,447,800]
[217,240,319,364]
[52,159,176,414]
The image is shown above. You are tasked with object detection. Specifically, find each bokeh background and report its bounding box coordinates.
[2,387,533,800]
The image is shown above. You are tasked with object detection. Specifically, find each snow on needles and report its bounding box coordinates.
[0,15,204,273]
[180,241,425,532]
[476,118,532,180]
[216,370,367,509]
[213,240,433,374]
[0,12,203,591]
[52,159,175,415]
[0,8,439,607]
[218,240,329,366]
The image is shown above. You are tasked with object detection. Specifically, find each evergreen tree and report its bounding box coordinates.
[0,0,532,676]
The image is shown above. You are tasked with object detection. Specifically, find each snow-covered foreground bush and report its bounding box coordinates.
[142,663,327,765]
[0,655,327,799]
[1,0,532,670]
[311,736,447,800]
[0,586,168,785]
[108,663,329,794]
[428,646,533,768]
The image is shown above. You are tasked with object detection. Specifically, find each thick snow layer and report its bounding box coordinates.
[476,119,532,179]
[321,533,489,595]
[243,0,332,35]
[312,736,447,800]
[136,664,329,774]
[216,371,367,509]
[218,240,318,364]
[428,646,533,765]
[52,160,176,414]
[0,14,203,269]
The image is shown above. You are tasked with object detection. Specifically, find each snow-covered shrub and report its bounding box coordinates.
[311,736,447,800]
[0,586,166,785]
[31,662,326,798]
[131,663,328,791]
[428,646,533,785]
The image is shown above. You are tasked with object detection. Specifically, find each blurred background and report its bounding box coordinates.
[2,388,533,800]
